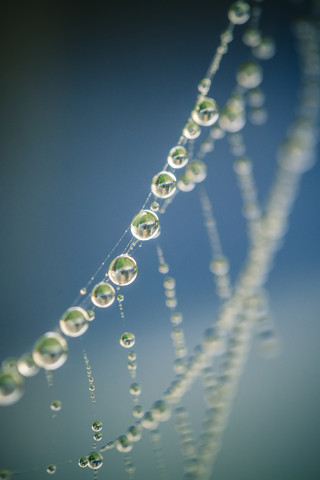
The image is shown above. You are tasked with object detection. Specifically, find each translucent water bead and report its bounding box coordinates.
[242,27,261,47]
[167,146,188,169]
[33,332,68,370]
[92,420,103,432]
[186,160,207,183]
[228,1,250,25]
[108,254,138,286]
[17,354,39,377]
[252,36,276,60]
[183,119,201,140]
[150,201,159,212]
[131,209,159,240]
[120,332,135,348]
[210,256,229,275]
[50,400,62,412]
[177,173,195,192]
[78,457,88,468]
[59,307,89,337]
[192,97,219,126]
[219,103,245,133]
[0,370,24,406]
[87,452,103,470]
[151,171,177,198]
[91,282,116,308]
[236,61,263,89]
[46,465,56,474]
[116,435,133,453]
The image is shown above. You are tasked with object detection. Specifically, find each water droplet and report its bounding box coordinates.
[192,97,219,126]
[0,470,11,479]
[132,405,144,418]
[233,156,252,174]
[2,358,18,373]
[117,294,124,302]
[183,120,201,140]
[166,297,178,308]
[128,361,137,371]
[89,384,95,391]
[17,354,39,377]
[228,1,250,25]
[59,307,89,338]
[242,27,261,47]
[116,435,133,453]
[249,107,268,125]
[198,78,211,95]
[171,312,183,325]
[252,36,276,60]
[87,310,95,321]
[209,257,229,275]
[150,201,159,212]
[120,332,135,348]
[127,425,141,442]
[219,103,246,133]
[80,288,87,295]
[92,420,103,432]
[46,465,56,474]
[87,452,103,470]
[50,400,62,412]
[151,171,177,198]
[0,370,24,406]
[158,263,169,274]
[210,125,225,139]
[177,174,195,192]
[186,160,207,183]
[78,457,88,468]
[108,255,138,286]
[128,351,136,361]
[152,400,171,421]
[237,61,263,89]
[131,210,160,240]
[33,332,68,371]
[167,146,188,169]
[91,282,116,308]
[129,383,141,396]
[94,432,103,441]
[142,411,158,430]
[163,277,175,289]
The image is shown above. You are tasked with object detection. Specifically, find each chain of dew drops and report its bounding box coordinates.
[0,1,320,479]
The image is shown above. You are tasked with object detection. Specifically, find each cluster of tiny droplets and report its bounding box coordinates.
[83,351,96,404]
[174,407,198,476]
[199,187,232,300]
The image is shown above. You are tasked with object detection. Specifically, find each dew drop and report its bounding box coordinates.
[120,332,135,348]
[131,210,160,240]
[17,354,39,377]
[92,420,103,432]
[80,288,87,295]
[150,201,159,212]
[133,405,144,418]
[78,457,88,468]
[87,452,103,470]
[0,370,24,406]
[46,465,56,475]
[167,146,188,169]
[94,432,103,441]
[228,1,250,25]
[91,282,116,308]
[108,255,138,286]
[87,310,95,321]
[192,97,219,126]
[177,174,195,192]
[33,332,68,371]
[237,61,263,89]
[158,263,169,274]
[183,120,201,140]
[186,160,207,183]
[151,171,177,199]
[116,435,133,453]
[129,383,141,396]
[50,400,62,412]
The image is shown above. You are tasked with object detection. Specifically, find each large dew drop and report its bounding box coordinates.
[32,332,68,370]
[228,1,250,25]
[108,255,138,286]
[151,171,177,199]
[167,146,188,169]
[59,307,89,337]
[87,452,103,470]
[192,97,219,126]
[130,210,159,241]
[91,282,116,308]
[236,61,263,89]
[0,370,24,406]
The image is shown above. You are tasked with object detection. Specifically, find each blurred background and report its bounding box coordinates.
[0,0,319,479]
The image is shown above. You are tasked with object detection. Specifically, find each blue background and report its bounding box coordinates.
[0,1,319,479]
